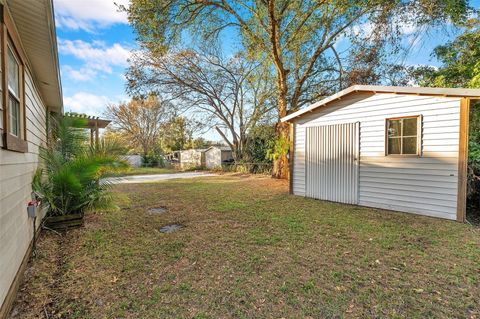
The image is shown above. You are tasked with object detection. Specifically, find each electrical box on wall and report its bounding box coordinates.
[27,201,37,218]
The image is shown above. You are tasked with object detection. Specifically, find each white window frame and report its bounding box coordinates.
[7,44,20,137]
[1,8,27,153]
[385,115,422,157]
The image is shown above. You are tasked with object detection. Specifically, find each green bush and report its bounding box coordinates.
[142,152,166,168]
[244,125,275,164]
[33,117,127,217]
[468,106,480,221]
[218,162,272,175]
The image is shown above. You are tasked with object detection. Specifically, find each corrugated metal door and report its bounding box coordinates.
[305,122,359,204]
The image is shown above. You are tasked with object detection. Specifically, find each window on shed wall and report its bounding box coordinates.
[386,116,421,156]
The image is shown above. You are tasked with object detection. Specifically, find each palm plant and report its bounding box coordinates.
[33,117,126,217]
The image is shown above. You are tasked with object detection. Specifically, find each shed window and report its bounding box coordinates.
[386,116,420,155]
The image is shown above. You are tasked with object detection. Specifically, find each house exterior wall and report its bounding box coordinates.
[0,69,48,307]
[293,92,461,220]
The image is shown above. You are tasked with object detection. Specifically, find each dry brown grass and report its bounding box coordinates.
[9,175,480,318]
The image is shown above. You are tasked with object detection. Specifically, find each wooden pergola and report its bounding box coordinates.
[64,113,111,146]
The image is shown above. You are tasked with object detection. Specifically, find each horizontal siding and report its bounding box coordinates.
[0,69,48,307]
[294,92,460,220]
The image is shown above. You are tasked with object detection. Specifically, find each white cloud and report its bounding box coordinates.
[54,0,129,31]
[64,92,112,116]
[62,65,97,81]
[59,39,131,81]
[59,39,130,68]
[400,23,419,35]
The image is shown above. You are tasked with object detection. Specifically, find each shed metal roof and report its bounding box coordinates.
[206,145,232,152]
[281,85,480,122]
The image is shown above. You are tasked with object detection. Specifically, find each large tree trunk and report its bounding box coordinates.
[272,121,289,179]
[272,80,289,179]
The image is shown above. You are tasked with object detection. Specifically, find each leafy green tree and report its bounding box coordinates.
[413,18,480,88]
[244,124,276,164]
[127,46,275,160]
[159,116,208,152]
[105,96,170,156]
[101,128,134,154]
[188,137,214,149]
[159,116,193,153]
[122,0,470,178]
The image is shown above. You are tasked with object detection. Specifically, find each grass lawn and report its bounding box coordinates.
[115,166,178,176]
[10,175,480,318]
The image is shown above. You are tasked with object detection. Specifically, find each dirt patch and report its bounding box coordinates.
[159,224,183,233]
[148,207,167,214]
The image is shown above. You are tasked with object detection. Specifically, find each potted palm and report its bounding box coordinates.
[33,117,126,230]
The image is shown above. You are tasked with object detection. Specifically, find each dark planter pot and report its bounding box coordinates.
[44,213,84,230]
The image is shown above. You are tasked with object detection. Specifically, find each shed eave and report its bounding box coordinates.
[281,85,480,123]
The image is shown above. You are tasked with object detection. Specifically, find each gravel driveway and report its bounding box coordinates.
[106,171,218,184]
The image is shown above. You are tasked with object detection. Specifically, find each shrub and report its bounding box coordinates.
[468,106,480,221]
[218,162,272,175]
[142,152,166,167]
[33,117,127,217]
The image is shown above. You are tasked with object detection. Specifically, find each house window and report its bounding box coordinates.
[1,7,27,153]
[386,116,421,156]
[7,45,20,136]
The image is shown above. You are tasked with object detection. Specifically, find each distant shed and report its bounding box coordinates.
[205,146,233,168]
[179,149,207,168]
[282,85,480,222]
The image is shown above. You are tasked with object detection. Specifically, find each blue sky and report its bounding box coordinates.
[54,0,133,116]
[54,0,479,139]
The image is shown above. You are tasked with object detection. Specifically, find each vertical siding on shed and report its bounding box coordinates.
[293,92,460,220]
[293,123,305,195]
[0,69,47,307]
[305,123,359,204]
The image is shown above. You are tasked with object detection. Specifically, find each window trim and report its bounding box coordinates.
[385,115,422,157]
[0,5,27,153]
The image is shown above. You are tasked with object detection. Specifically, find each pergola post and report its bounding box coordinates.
[95,119,99,147]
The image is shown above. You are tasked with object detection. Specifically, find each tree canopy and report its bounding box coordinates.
[122,0,472,178]
[105,96,170,156]
[412,18,480,88]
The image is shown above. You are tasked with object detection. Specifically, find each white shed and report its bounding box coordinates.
[179,149,207,168]
[282,85,480,222]
[205,146,233,168]
[121,155,143,167]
